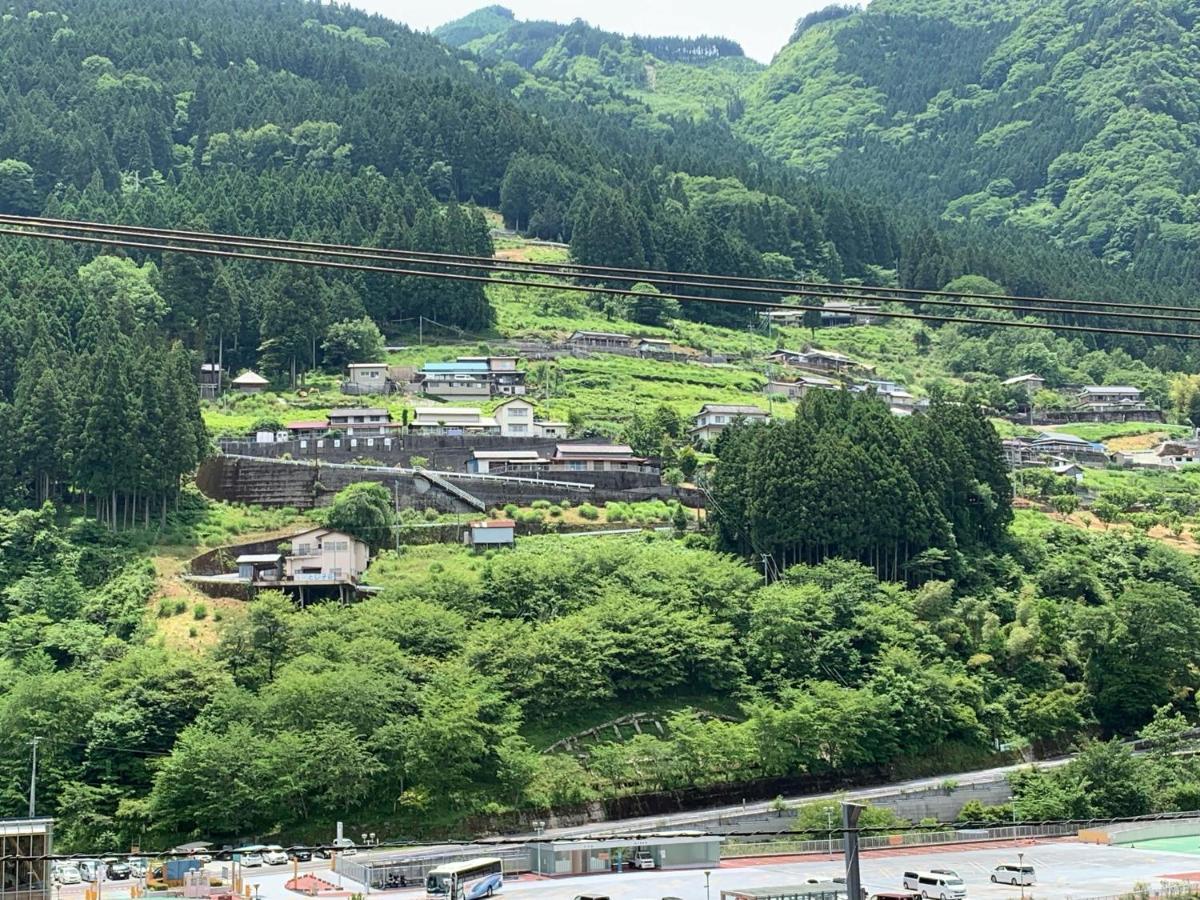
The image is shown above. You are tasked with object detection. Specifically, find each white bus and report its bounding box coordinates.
[426,858,504,900]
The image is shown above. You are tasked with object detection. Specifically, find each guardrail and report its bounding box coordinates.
[721,822,1080,858]
[221,453,596,491]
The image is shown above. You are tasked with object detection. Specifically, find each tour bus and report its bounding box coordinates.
[425,858,504,899]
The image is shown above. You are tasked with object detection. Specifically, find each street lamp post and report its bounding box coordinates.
[1018,852,1025,900]
[705,869,712,900]
[532,821,546,875]
[826,807,834,857]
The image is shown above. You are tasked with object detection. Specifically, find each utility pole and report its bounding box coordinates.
[842,802,864,900]
[29,737,41,817]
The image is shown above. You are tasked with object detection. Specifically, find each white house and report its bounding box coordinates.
[534,420,569,439]
[550,443,650,472]
[283,527,370,584]
[344,363,392,395]
[410,406,500,435]
[327,407,393,437]
[691,404,770,442]
[492,396,537,437]
[231,370,269,394]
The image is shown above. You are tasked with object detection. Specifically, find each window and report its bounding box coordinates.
[509,407,529,417]
[568,461,585,471]
[510,424,528,434]
[328,541,349,552]
[294,544,313,556]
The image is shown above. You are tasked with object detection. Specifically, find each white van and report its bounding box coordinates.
[631,850,655,870]
[903,871,967,900]
[991,865,1035,886]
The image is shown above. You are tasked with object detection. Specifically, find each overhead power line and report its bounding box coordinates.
[3,214,1198,324]
[4,223,1200,342]
[4,213,1195,319]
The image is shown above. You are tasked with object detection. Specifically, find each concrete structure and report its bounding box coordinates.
[567,330,633,351]
[468,450,547,474]
[342,363,394,396]
[410,407,500,435]
[692,404,770,442]
[231,370,269,393]
[1002,373,1046,397]
[236,553,283,581]
[465,519,516,549]
[0,818,52,900]
[535,420,569,438]
[765,376,839,401]
[527,832,721,876]
[1154,437,1200,466]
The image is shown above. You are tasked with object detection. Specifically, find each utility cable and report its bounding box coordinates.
[4,225,1200,343]
[3,214,1199,325]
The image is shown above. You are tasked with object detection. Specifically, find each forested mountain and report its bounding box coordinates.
[735,0,1200,281]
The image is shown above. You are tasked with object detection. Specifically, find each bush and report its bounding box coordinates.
[187,625,198,638]
[423,507,440,522]
[213,609,225,622]
[193,602,208,620]
[548,507,563,518]
[157,598,173,618]
[409,455,429,468]
[532,500,552,509]
[503,503,520,518]
[578,503,599,520]
[605,502,630,523]
[174,599,188,615]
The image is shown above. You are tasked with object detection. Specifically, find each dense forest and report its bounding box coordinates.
[737,0,1200,283]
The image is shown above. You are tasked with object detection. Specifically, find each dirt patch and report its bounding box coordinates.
[150,554,243,651]
[1043,509,1200,554]
[1107,431,1168,452]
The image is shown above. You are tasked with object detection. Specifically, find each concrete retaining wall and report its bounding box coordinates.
[1089,818,1200,846]
[197,456,698,510]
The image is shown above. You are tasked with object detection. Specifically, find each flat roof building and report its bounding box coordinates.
[527,831,721,876]
[1,818,53,900]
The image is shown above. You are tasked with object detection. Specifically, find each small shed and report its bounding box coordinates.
[231,370,269,394]
[237,553,283,582]
[465,520,516,550]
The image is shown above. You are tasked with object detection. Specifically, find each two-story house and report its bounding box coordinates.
[549,443,651,472]
[415,357,527,399]
[1076,385,1145,408]
[284,527,370,585]
[691,404,770,442]
[343,363,394,395]
[566,330,634,351]
[765,375,839,400]
[327,408,393,437]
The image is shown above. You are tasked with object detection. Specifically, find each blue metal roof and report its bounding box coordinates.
[421,362,489,374]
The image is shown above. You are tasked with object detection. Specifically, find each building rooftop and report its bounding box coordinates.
[555,443,637,457]
[471,519,516,528]
[1079,385,1142,394]
[421,361,490,374]
[236,554,283,564]
[285,420,329,430]
[1035,432,1092,445]
[1002,373,1045,385]
[231,370,269,385]
[348,362,388,369]
[570,330,633,340]
[803,348,855,362]
[698,404,769,416]
[472,450,545,460]
[328,408,390,418]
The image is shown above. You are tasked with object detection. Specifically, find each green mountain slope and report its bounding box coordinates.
[735,0,1200,279]
[436,5,762,122]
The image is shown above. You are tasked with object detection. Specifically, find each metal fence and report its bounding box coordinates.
[721,822,1080,858]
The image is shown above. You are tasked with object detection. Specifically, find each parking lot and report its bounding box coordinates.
[50,840,1200,900]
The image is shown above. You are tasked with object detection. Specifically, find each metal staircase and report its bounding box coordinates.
[413,467,487,512]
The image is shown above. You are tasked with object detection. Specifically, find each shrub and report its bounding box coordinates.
[532,499,552,509]
[173,599,188,615]
[193,602,208,620]
[213,609,225,622]
[409,455,429,468]
[503,503,520,517]
[605,502,629,523]
[548,506,563,518]
[187,626,198,638]
[157,598,173,618]
[423,507,440,522]
[578,503,599,520]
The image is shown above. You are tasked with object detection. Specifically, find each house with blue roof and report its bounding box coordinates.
[414,356,527,400]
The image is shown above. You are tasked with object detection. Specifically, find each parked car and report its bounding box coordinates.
[55,865,82,885]
[906,872,966,900]
[262,846,288,866]
[631,850,655,870]
[105,859,132,880]
[991,865,1036,886]
[870,892,922,900]
[234,846,265,868]
[128,858,148,878]
[287,847,312,863]
[316,838,357,859]
[76,860,101,882]
[215,847,235,862]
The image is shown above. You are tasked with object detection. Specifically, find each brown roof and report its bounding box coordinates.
[285,420,329,430]
[471,519,516,528]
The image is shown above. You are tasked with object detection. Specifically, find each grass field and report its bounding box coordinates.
[1119,834,1200,854]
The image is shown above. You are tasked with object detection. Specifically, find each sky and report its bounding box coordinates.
[345,1,866,63]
